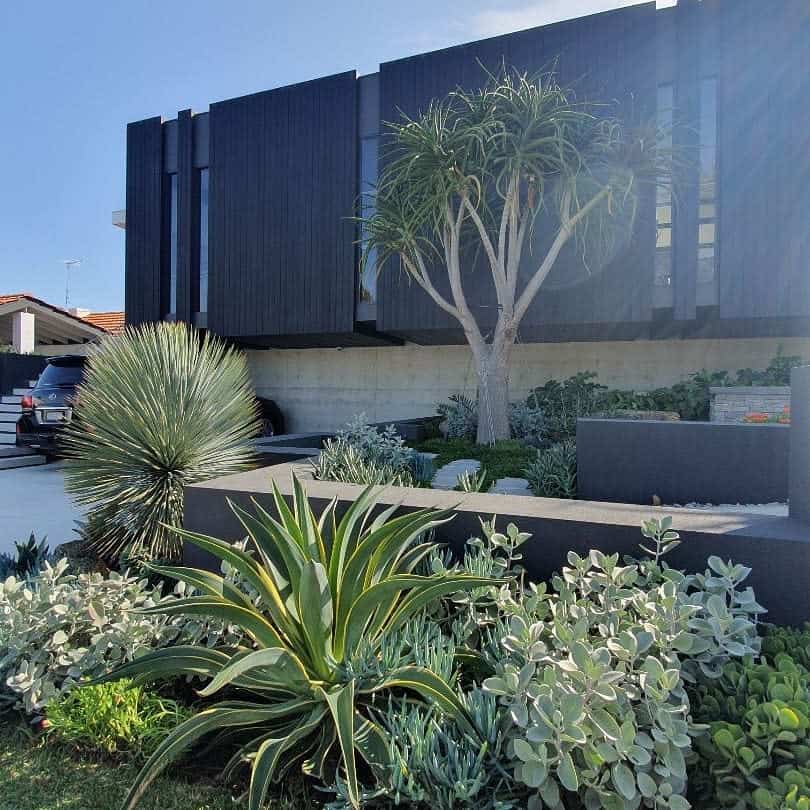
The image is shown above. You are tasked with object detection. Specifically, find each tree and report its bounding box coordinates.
[362,70,670,444]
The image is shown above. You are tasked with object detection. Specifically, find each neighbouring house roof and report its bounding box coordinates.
[0,292,121,347]
[82,311,125,335]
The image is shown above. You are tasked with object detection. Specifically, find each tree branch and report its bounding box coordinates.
[401,252,461,322]
[513,186,611,324]
[463,196,507,300]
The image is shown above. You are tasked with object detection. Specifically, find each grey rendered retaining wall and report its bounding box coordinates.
[184,462,810,627]
[577,418,789,506]
[710,386,791,423]
[790,367,810,522]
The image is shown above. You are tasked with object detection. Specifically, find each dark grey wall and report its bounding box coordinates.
[183,464,810,627]
[790,366,810,523]
[0,354,47,397]
[207,72,358,340]
[577,418,789,505]
[125,117,163,326]
[377,3,658,341]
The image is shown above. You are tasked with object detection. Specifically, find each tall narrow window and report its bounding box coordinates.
[654,83,674,309]
[167,173,178,317]
[357,136,378,321]
[697,77,718,306]
[197,168,209,316]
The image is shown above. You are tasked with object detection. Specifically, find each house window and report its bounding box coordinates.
[165,173,178,318]
[197,168,209,315]
[357,136,378,321]
[654,83,674,308]
[697,77,719,305]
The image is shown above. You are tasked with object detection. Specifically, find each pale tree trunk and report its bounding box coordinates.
[474,338,513,445]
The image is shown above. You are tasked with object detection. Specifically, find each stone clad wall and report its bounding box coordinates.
[710,386,791,423]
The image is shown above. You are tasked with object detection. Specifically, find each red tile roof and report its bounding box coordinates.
[0,293,121,335]
[82,311,125,335]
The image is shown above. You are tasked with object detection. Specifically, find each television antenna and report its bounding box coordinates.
[63,259,81,308]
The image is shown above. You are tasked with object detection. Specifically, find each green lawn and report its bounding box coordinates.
[0,724,303,810]
[413,438,537,481]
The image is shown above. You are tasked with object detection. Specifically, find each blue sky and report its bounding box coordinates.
[0,0,647,313]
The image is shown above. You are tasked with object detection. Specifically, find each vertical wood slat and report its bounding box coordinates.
[125,117,163,326]
[175,109,194,323]
[207,72,357,339]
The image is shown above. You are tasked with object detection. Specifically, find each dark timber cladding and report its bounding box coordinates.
[125,117,163,326]
[207,72,357,338]
[718,0,810,320]
[377,3,658,342]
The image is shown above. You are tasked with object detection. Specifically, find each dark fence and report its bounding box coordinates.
[577,418,789,506]
[0,353,47,397]
[184,462,810,627]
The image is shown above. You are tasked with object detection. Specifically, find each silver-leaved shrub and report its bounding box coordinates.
[0,558,242,714]
[480,519,763,810]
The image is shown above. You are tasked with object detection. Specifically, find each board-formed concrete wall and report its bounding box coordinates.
[247,337,810,433]
[790,366,810,523]
[578,418,789,506]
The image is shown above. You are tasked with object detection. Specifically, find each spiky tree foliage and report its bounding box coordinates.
[62,322,260,561]
[99,477,499,810]
[362,69,673,444]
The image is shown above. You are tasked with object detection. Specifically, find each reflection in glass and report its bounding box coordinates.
[697,78,719,305]
[357,137,378,320]
[655,84,674,304]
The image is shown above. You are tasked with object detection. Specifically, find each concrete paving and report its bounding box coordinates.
[0,461,85,556]
[431,459,481,490]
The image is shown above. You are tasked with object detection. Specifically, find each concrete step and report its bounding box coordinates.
[12,388,31,397]
[0,412,19,423]
[0,422,16,434]
[0,434,16,445]
[1,395,21,405]
[0,404,21,414]
[0,454,46,470]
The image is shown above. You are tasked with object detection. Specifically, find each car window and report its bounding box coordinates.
[38,362,85,388]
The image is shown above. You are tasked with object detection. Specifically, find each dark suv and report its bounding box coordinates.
[16,355,86,456]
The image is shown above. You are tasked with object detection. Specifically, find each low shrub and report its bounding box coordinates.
[509,402,547,447]
[62,322,261,563]
[482,520,763,810]
[313,413,426,486]
[689,638,810,809]
[46,679,192,759]
[100,477,496,810]
[0,559,242,715]
[525,439,577,498]
[0,533,51,579]
[415,438,536,481]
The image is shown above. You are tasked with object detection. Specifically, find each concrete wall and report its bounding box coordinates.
[578,418,789,506]
[710,386,791,423]
[248,337,810,432]
[790,366,810,523]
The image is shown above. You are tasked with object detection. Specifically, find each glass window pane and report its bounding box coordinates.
[656,205,672,225]
[699,203,716,220]
[357,137,379,318]
[699,222,715,245]
[656,226,672,249]
[655,250,672,287]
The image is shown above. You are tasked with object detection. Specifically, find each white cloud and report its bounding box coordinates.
[468,0,647,39]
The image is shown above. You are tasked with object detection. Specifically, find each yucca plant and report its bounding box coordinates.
[100,477,499,810]
[62,322,260,562]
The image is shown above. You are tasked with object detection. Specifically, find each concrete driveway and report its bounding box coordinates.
[0,461,86,556]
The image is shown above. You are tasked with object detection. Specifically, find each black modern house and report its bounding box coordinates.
[122,0,810,430]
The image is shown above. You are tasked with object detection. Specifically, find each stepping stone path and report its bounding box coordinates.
[489,477,533,496]
[431,459,481,490]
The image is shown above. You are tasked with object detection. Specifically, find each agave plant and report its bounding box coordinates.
[101,477,499,810]
[62,322,261,561]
